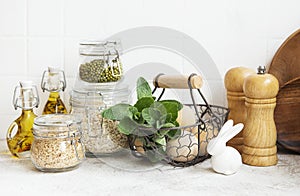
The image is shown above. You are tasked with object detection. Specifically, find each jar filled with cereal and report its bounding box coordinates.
[69,85,130,157]
[31,114,85,172]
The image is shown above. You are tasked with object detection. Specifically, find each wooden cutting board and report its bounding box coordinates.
[274,77,300,153]
[269,29,300,87]
[269,29,300,154]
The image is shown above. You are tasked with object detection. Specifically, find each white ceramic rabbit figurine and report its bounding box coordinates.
[207,120,244,175]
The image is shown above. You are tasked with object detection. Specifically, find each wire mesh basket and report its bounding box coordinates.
[127,74,229,167]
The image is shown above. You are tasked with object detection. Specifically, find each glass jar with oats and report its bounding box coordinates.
[31,114,85,172]
[69,84,130,157]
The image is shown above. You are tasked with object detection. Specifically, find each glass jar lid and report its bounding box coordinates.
[33,114,82,138]
[79,40,121,56]
[69,89,105,108]
[70,82,130,107]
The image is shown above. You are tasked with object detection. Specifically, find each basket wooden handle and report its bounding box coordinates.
[153,74,203,89]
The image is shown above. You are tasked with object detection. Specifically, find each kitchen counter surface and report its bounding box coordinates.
[0,139,299,196]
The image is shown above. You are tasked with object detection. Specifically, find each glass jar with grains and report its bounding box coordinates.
[75,40,123,86]
[69,84,130,157]
[31,114,85,172]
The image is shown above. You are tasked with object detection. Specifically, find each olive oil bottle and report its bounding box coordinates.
[41,67,67,114]
[6,81,39,157]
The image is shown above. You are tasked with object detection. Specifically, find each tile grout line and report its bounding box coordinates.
[62,0,68,103]
[25,0,29,78]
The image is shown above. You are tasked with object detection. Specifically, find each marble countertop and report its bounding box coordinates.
[0,139,299,196]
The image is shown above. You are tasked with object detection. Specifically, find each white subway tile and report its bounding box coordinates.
[206,79,227,106]
[64,0,107,38]
[28,76,49,116]
[182,0,228,79]
[0,38,27,76]
[64,0,185,38]
[0,0,26,36]
[64,38,80,78]
[0,114,17,139]
[183,0,227,39]
[63,77,75,112]
[101,0,162,36]
[223,37,267,72]
[27,0,63,36]
[121,47,184,73]
[224,0,267,39]
[140,0,184,32]
[266,38,285,67]
[27,38,64,77]
[0,76,28,116]
[266,0,300,39]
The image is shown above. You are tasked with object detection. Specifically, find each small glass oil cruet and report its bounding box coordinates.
[6,81,39,157]
[41,66,67,114]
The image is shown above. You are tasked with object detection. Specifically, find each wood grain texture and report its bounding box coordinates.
[268,29,300,154]
[275,77,300,153]
[269,29,300,87]
[153,75,203,89]
[224,67,255,153]
[242,73,279,166]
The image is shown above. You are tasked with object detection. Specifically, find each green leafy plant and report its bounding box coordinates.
[102,77,183,161]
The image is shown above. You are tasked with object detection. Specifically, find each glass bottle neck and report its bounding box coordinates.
[47,92,62,103]
[21,109,36,116]
[20,88,37,109]
[44,72,63,92]
[49,91,61,98]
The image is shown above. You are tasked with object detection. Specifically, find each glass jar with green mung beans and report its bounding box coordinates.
[77,41,123,84]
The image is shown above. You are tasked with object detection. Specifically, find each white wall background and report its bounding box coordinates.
[0,0,300,139]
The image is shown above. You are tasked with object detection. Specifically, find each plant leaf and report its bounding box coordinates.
[118,116,155,136]
[117,116,140,135]
[158,101,180,122]
[101,103,134,121]
[161,123,176,129]
[159,100,183,111]
[166,129,181,139]
[136,77,152,99]
[154,136,166,147]
[134,97,154,112]
[152,102,167,114]
[142,107,161,127]
[145,145,166,163]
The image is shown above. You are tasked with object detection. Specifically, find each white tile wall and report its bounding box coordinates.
[1,0,300,139]
[0,38,27,76]
[27,0,63,36]
[0,0,26,36]
[27,37,64,77]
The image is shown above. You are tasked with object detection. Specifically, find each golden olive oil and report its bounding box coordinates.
[41,67,68,114]
[7,110,36,157]
[42,92,67,114]
[6,81,39,157]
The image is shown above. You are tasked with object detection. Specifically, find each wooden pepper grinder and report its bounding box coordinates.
[242,66,279,166]
[224,67,255,153]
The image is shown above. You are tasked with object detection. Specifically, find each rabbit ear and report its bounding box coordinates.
[218,119,234,138]
[222,123,244,142]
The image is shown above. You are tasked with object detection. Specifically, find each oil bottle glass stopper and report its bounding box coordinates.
[13,81,39,110]
[41,66,66,92]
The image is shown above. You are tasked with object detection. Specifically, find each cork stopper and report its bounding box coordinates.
[225,67,256,92]
[243,66,279,99]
